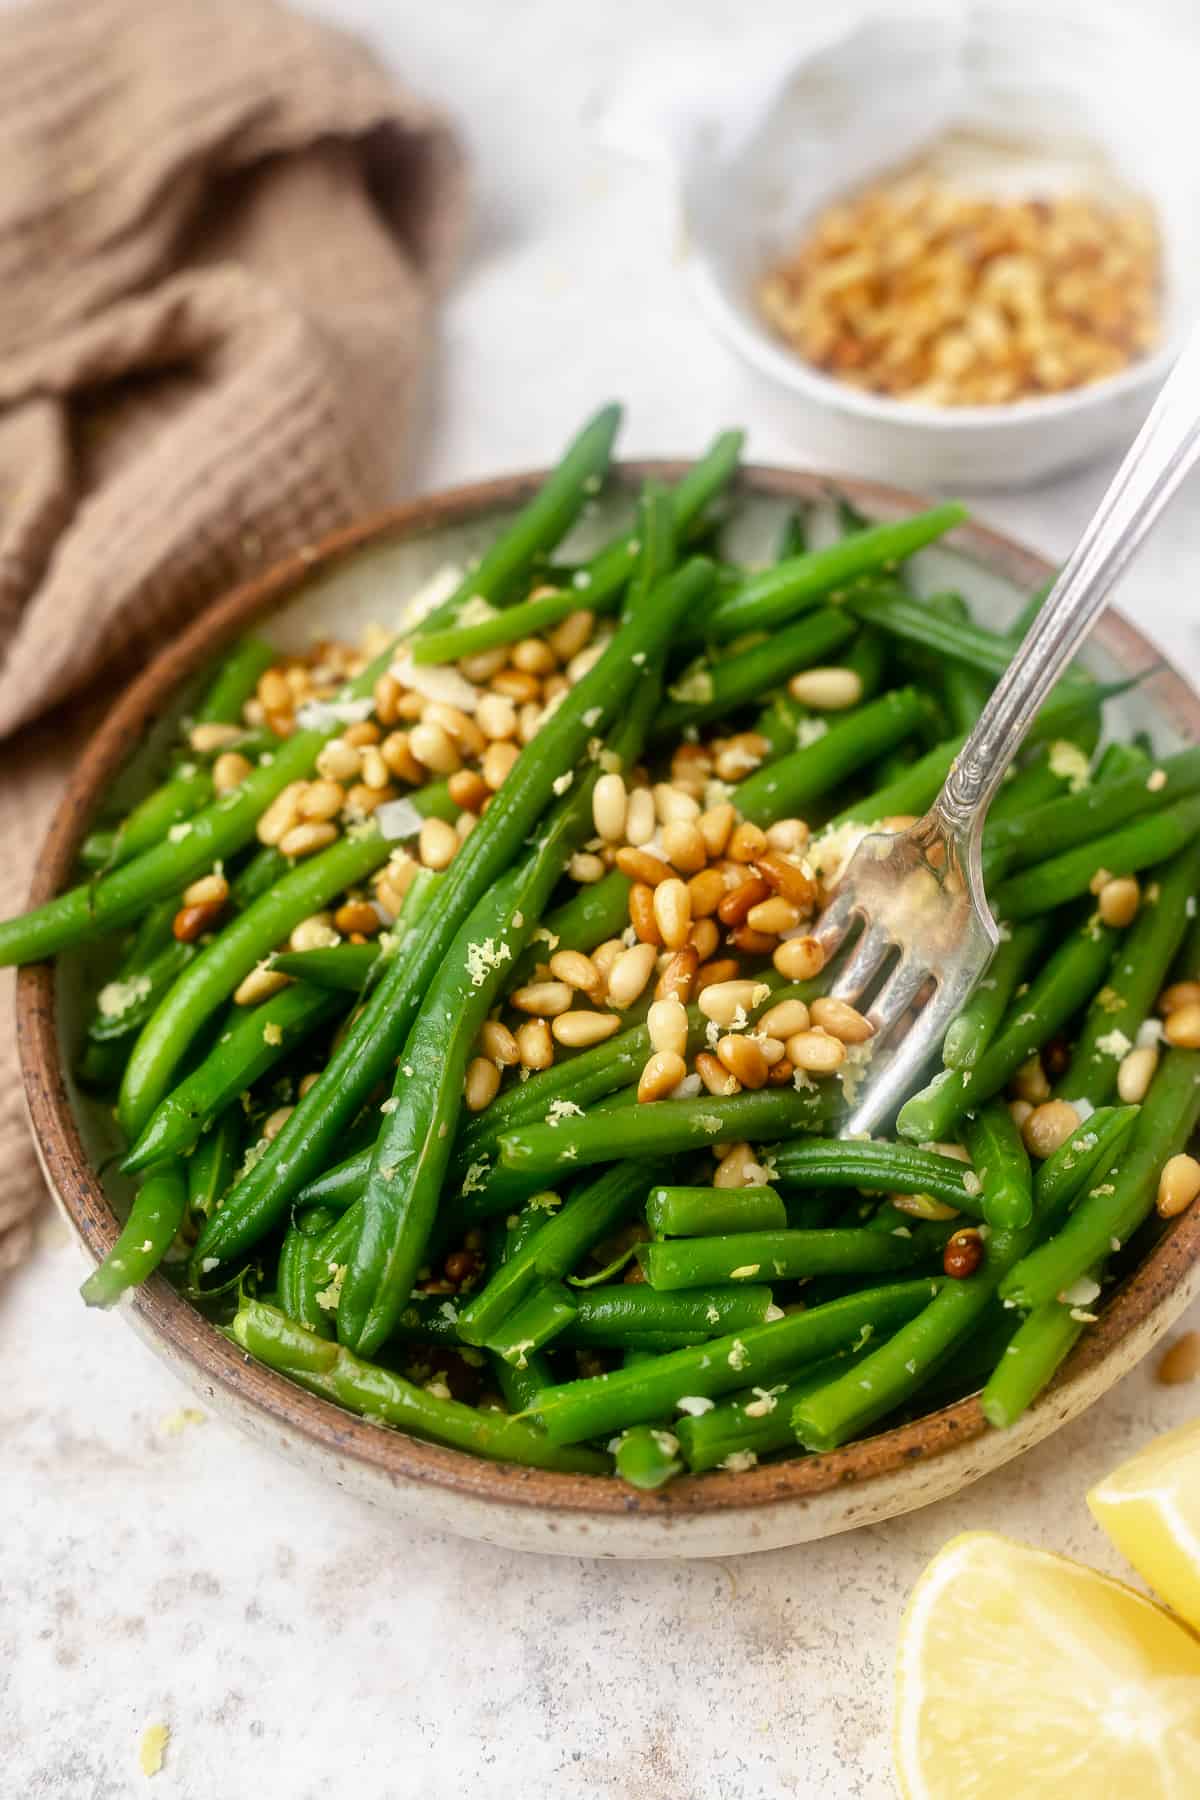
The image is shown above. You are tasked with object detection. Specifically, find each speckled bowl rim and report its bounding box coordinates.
[18,462,1200,1530]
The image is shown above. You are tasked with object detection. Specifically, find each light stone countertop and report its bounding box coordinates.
[7,3,1200,1796]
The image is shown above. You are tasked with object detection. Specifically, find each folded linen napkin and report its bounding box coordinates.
[0,0,467,1272]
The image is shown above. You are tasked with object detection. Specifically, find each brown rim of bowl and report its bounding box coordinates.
[17,462,1200,1522]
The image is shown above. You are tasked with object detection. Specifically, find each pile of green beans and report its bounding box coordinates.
[13,402,1198,1489]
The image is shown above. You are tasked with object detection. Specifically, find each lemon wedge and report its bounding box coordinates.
[894,1531,1200,1799]
[1089,1417,1200,1633]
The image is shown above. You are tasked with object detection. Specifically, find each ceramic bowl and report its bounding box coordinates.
[18,463,1200,1559]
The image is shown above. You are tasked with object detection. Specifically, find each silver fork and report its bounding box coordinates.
[814,323,1200,1139]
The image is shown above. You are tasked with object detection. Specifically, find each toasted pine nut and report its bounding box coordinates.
[891,1192,961,1222]
[787,667,863,710]
[517,699,546,743]
[374,871,411,918]
[756,1035,786,1067]
[263,1105,295,1141]
[256,781,307,846]
[1097,874,1141,928]
[607,942,658,1009]
[758,999,810,1040]
[567,851,606,884]
[787,1029,846,1073]
[516,1017,554,1070]
[670,745,712,799]
[698,979,767,1027]
[1158,1152,1200,1218]
[653,878,692,951]
[478,1020,519,1067]
[554,1010,621,1048]
[508,636,554,676]
[653,783,700,826]
[258,669,291,713]
[546,608,594,661]
[768,1057,796,1087]
[448,769,490,813]
[481,741,521,791]
[624,787,657,847]
[459,646,509,683]
[754,853,818,911]
[728,821,769,863]
[699,804,736,858]
[182,872,229,909]
[696,1051,740,1096]
[731,926,778,956]
[289,913,339,952]
[173,900,224,942]
[1157,1331,1200,1384]
[491,667,542,704]
[1165,1002,1200,1049]
[717,1034,768,1089]
[242,697,267,728]
[378,731,425,786]
[409,720,461,776]
[637,1050,687,1103]
[511,980,573,1017]
[1117,1044,1159,1103]
[772,936,825,981]
[615,846,672,887]
[765,818,810,854]
[714,735,769,782]
[687,867,726,918]
[373,672,403,726]
[298,1072,321,1099]
[717,875,772,928]
[345,781,394,818]
[714,1143,761,1189]
[628,882,662,946]
[343,720,381,748]
[476,692,517,741]
[747,895,802,934]
[212,750,253,794]
[465,1057,502,1112]
[550,949,603,997]
[189,721,244,753]
[592,773,627,842]
[1010,1052,1052,1104]
[418,817,459,870]
[656,820,703,875]
[316,739,363,783]
[356,746,388,792]
[647,996,689,1059]
[297,779,344,822]
[1009,1098,1034,1129]
[1021,1099,1080,1159]
[687,918,720,964]
[591,939,624,983]
[279,821,339,859]
[566,640,608,684]
[1158,980,1200,1015]
[694,957,741,996]
[655,946,698,1005]
[424,702,486,757]
[335,900,381,937]
[234,964,292,1006]
[810,997,874,1044]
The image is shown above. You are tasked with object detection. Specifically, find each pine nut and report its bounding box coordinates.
[511,980,573,1017]
[616,846,672,887]
[1096,875,1140,928]
[465,1057,502,1112]
[242,697,267,729]
[786,1029,846,1074]
[660,820,707,874]
[509,636,555,676]
[1157,1331,1200,1385]
[279,821,339,859]
[714,1143,760,1188]
[653,877,692,951]
[189,721,244,753]
[567,851,606,884]
[765,818,810,854]
[491,667,542,704]
[943,1228,985,1280]
[652,783,699,826]
[482,741,521,790]
[182,872,229,908]
[418,817,458,870]
[517,699,547,743]
[625,787,657,846]
[375,871,411,918]
[476,692,517,741]
[699,804,736,858]
[256,781,307,846]
[553,1010,622,1048]
[1010,1052,1052,1104]
[717,1034,768,1089]
[258,669,291,713]
[298,1072,321,1099]
[592,939,625,983]
[754,853,819,911]
[516,1018,554,1070]
[714,735,769,782]
[448,769,490,813]
[373,672,403,726]
[607,942,658,1009]
[694,957,741,996]
[473,1022,517,1069]
[459,646,509,683]
[377,731,423,786]
[455,811,476,844]
[654,946,698,1005]
[425,702,485,757]
[354,746,387,792]
[592,773,628,842]
[212,750,253,794]
[263,1105,295,1141]
[1158,981,1200,1015]
[1165,1002,1200,1049]
[787,666,863,710]
[1021,1100,1080,1159]
[234,964,292,1005]
[345,782,393,818]
[696,1051,740,1096]
[546,609,594,661]
[747,895,802,934]
[772,937,825,981]
[768,1057,796,1086]
[758,999,810,1039]
[628,882,662,945]
[728,821,769,863]
[295,779,342,822]
[172,900,224,942]
[717,875,771,928]
[637,1050,687,1103]
[1157,1152,1200,1218]
[343,721,381,748]
[550,949,604,997]
[316,739,362,782]
[409,720,461,776]
[395,692,427,722]
[810,997,874,1044]
[687,867,726,918]
[1117,1044,1159,1103]
[731,926,778,956]
[647,996,689,1059]
[1009,1098,1034,1129]
[290,913,339,952]
[335,900,381,937]
[687,918,720,964]
[698,979,767,1027]
[566,640,608,684]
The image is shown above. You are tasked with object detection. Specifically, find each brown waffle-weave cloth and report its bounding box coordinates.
[0,0,467,1272]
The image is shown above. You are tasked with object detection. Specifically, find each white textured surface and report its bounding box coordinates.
[8,2,1200,1795]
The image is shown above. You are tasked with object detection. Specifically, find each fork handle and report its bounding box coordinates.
[934,322,1200,840]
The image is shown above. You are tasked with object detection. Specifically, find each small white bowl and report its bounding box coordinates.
[677,4,1200,488]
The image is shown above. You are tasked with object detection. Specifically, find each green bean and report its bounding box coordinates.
[980,1279,1094,1428]
[194,636,277,725]
[458,1162,651,1345]
[193,563,713,1275]
[984,747,1200,882]
[994,794,1200,920]
[75,1037,130,1091]
[1056,837,1200,1106]
[563,1284,777,1349]
[80,765,215,872]
[964,1100,1033,1231]
[229,847,290,909]
[231,1297,608,1473]
[486,1281,578,1366]
[269,943,380,992]
[1001,1049,1200,1311]
[701,504,967,644]
[770,1139,985,1216]
[928,594,992,734]
[528,1279,940,1445]
[639,1225,946,1291]
[774,509,809,559]
[844,586,1095,699]
[186,1107,242,1220]
[613,1425,684,1489]
[897,914,1119,1142]
[499,1087,832,1185]
[646,1186,787,1237]
[503,868,631,992]
[1033,1105,1140,1238]
[676,1349,868,1473]
[117,828,397,1139]
[654,609,856,740]
[84,938,196,1045]
[1007,581,1053,642]
[828,736,962,829]
[122,982,346,1172]
[734,687,929,824]
[79,1162,187,1307]
[623,481,677,618]
[941,920,1048,1070]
